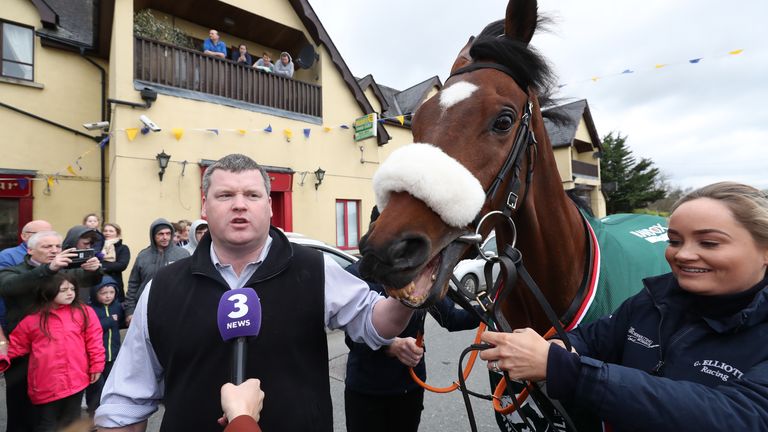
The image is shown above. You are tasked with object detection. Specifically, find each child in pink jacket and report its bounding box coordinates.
[9,273,104,431]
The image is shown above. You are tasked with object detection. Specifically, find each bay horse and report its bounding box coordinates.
[358,1,671,422]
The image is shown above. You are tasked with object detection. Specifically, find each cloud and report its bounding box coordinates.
[313,0,768,189]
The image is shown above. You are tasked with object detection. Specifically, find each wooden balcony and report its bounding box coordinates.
[134,36,322,117]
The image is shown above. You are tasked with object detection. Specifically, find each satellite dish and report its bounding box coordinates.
[295,44,318,69]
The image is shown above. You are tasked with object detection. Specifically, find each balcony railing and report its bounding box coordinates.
[134,36,322,117]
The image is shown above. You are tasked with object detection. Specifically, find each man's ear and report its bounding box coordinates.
[201,196,208,219]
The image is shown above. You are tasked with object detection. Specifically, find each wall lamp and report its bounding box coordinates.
[314,167,326,190]
[156,150,171,181]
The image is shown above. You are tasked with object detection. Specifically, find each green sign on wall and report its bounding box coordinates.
[354,113,378,141]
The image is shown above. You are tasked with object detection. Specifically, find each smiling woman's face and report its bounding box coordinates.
[665,197,768,295]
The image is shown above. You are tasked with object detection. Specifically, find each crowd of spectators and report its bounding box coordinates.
[0,214,205,430]
[202,29,295,78]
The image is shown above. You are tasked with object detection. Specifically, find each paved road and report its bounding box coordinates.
[1,315,499,431]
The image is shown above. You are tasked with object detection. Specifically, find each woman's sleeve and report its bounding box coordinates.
[224,416,261,432]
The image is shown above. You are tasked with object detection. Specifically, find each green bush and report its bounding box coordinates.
[134,9,195,49]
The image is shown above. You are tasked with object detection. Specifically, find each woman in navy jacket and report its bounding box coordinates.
[480,182,768,431]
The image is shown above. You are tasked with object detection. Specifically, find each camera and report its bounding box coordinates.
[69,248,96,268]
[83,121,110,131]
[140,115,161,132]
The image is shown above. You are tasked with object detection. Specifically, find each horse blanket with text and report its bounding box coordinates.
[495,213,671,432]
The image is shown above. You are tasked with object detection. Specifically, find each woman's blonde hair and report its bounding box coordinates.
[672,181,768,247]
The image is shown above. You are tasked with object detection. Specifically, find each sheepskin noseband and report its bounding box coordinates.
[373,143,485,227]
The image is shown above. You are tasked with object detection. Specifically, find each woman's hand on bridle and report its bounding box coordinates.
[479,328,550,381]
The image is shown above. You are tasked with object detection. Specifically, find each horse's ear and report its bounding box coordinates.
[504,0,538,44]
[449,36,475,74]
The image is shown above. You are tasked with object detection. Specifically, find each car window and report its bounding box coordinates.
[308,245,356,268]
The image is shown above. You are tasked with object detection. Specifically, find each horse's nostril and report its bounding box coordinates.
[388,235,430,268]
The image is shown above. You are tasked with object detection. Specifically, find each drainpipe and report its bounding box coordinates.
[80,49,108,224]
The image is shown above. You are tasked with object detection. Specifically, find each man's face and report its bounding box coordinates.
[154,228,172,250]
[28,235,62,263]
[262,54,271,62]
[239,45,247,54]
[209,30,219,42]
[195,226,209,242]
[202,169,272,253]
[76,236,93,249]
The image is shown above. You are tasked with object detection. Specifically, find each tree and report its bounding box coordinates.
[600,132,667,213]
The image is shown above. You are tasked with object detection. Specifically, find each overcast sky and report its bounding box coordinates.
[312,0,767,190]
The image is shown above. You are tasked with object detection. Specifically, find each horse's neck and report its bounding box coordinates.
[498,109,588,333]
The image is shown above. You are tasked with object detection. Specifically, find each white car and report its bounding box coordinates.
[451,232,499,295]
[284,232,358,268]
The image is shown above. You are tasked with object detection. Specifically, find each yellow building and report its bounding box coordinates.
[0,0,425,256]
[0,0,605,263]
[545,99,607,217]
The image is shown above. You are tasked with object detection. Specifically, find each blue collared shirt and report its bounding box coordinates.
[203,38,227,56]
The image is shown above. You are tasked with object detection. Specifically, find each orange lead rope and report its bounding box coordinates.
[410,322,560,414]
[408,322,486,393]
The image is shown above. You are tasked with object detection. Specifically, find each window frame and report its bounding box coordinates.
[1,19,35,82]
[335,199,361,250]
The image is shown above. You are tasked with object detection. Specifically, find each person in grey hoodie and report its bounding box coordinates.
[124,218,189,323]
[183,219,208,255]
[273,51,294,78]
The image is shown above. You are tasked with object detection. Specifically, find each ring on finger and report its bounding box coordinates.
[491,360,501,373]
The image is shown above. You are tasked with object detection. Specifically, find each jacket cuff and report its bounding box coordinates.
[546,344,581,399]
[227,415,261,432]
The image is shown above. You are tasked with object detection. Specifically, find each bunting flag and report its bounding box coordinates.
[323,126,332,132]
[395,115,405,125]
[237,129,247,135]
[303,128,311,138]
[99,135,110,148]
[141,127,151,135]
[206,129,219,135]
[339,124,350,129]
[172,128,184,141]
[125,128,139,141]
[283,129,293,142]
[264,125,273,133]
[17,178,28,189]
[66,165,77,176]
[558,48,745,88]
[46,176,54,187]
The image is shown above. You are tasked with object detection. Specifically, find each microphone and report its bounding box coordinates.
[217,288,262,384]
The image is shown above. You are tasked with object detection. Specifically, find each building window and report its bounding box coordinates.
[1,21,34,81]
[336,199,360,249]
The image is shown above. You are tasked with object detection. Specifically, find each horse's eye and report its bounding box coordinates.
[492,113,515,133]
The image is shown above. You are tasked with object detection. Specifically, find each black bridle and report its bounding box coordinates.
[448,62,538,226]
[444,62,582,432]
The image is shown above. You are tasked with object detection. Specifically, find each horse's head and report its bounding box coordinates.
[359,0,554,307]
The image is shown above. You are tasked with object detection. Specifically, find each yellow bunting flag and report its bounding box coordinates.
[729,49,744,55]
[591,77,600,82]
[323,126,332,132]
[172,128,184,141]
[125,128,139,141]
[67,165,77,176]
[283,129,293,141]
[47,176,54,187]
[237,129,247,135]
[654,64,667,69]
[395,115,405,125]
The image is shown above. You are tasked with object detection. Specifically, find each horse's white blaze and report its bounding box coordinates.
[373,143,485,228]
[439,81,478,111]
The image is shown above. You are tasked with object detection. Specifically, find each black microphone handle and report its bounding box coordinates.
[232,337,247,384]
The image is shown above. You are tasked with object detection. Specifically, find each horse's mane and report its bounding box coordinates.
[566,189,594,217]
[470,18,559,112]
